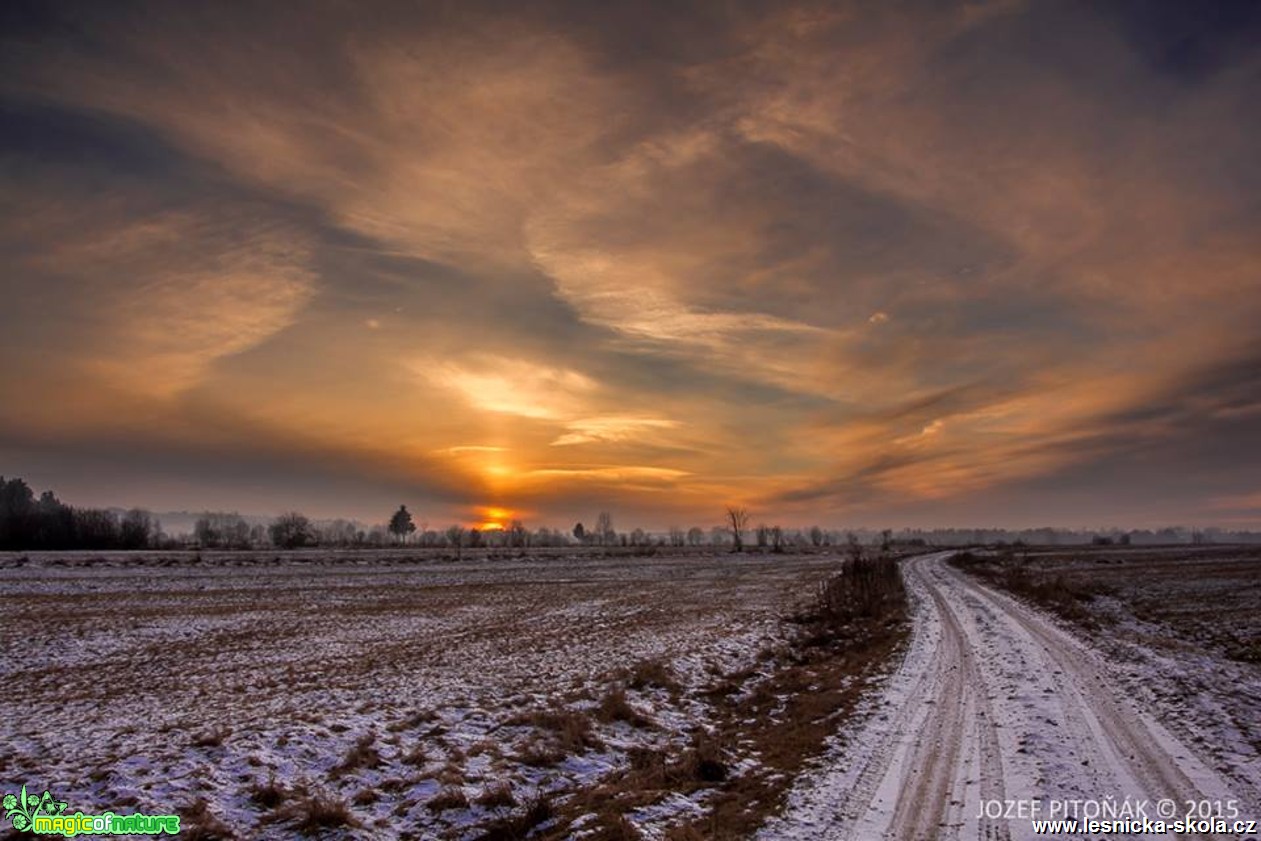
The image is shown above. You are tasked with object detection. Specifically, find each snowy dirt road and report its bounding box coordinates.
[765,552,1261,840]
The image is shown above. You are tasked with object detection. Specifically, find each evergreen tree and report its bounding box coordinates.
[388,505,417,544]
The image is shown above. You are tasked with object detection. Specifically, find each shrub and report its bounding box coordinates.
[815,553,905,628]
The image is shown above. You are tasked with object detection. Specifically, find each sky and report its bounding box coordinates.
[1,0,1259,532]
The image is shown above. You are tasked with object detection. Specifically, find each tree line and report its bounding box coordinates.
[0,476,158,551]
[6,473,1255,552]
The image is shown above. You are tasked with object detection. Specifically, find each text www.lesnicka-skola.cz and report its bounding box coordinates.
[978,797,1258,836]
[1031,817,1258,835]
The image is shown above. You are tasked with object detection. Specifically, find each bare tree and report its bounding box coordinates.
[725,507,749,553]
[595,511,614,546]
[195,512,250,549]
[119,508,155,550]
[686,526,705,546]
[445,524,465,558]
[269,512,312,549]
[668,526,685,547]
[508,519,528,548]
[809,525,824,548]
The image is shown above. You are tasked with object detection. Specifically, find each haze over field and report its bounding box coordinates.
[1,1,1259,529]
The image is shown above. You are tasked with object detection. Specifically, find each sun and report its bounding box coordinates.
[474,506,513,531]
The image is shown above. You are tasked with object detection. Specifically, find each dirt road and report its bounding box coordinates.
[765,552,1260,840]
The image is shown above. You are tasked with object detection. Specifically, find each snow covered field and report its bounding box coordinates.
[5,547,1255,840]
[0,550,846,839]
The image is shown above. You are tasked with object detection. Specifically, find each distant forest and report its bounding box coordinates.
[2,473,1259,552]
[0,475,158,550]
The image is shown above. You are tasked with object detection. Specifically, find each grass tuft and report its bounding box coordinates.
[331,733,382,777]
[428,785,470,812]
[596,687,653,728]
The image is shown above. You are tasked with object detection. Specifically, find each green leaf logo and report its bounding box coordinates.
[3,783,68,831]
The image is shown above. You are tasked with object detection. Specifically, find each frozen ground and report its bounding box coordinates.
[763,550,1261,841]
[0,549,845,839]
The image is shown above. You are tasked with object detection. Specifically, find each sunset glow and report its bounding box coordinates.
[1,2,1258,530]
[475,508,516,532]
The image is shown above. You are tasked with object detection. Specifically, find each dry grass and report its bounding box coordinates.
[624,657,682,695]
[388,708,441,732]
[428,785,470,812]
[516,735,568,767]
[331,732,382,777]
[813,553,906,628]
[246,774,290,810]
[950,551,1115,627]
[508,707,605,756]
[596,686,654,728]
[475,781,517,809]
[400,743,428,767]
[189,725,232,748]
[261,792,361,835]
[473,794,554,841]
[589,813,645,840]
[532,551,911,839]
[180,797,238,840]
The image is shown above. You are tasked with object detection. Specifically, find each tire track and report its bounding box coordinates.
[934,559,1240,838]
[765,552,1250,841]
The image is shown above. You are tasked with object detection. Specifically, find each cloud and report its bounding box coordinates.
[0,175,315,408]
[551,417,681,447]
[1,1,1258,526]
[413,355,597,421]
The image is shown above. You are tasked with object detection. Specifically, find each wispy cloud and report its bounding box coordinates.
[1,1,1258,526]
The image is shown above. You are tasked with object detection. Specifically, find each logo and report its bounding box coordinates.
[2,785,180,837]
[4,786,68,831]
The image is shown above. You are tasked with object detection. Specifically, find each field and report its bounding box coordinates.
[0,549,894,840]
[6,545,1256,840]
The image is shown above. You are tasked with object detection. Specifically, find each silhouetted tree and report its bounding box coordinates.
[686,526,705,546]
[76,509,121,548]
[445,524,465,558]
[595,511,614,546]
[388,505,417,544]
[194,512,251,548]
[573,522,586,543]
[269,512,312,549]
[120,509,155,550]
[725,507,749,553]
[508,519,528,548]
